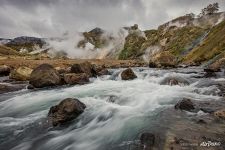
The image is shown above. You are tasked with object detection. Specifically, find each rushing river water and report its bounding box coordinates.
[0,67,224,150]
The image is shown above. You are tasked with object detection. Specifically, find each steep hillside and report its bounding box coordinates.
[183,20,225,65]
[0,45,20,56]
[118,12,225,64]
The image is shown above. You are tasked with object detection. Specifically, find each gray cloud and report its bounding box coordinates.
[0,0,225,38]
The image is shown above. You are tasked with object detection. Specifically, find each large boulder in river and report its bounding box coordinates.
[0,65,10,76]
[121,68,137,80]
[160,76,189,86]
[175,98,195,111]
[64,73,89,85]
[48,98,86,126]
[9,66,33,81]
[70,62,96,77]
[29,64,61,88]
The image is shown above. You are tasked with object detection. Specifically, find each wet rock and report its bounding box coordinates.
[92,64,110,76]
[106,95,118,103]
[70,62,96,77]
[140,132,155,148]
[204,68,217,78]
[121,68,137,80]
[9,66,33,81]
[160,76,189,86]
[48,98,86,126]
[0,65,10,76]
[0,83,26,94]
[214,109,225,119]
[64,73,89,85]
[149,61,157,68]
[175,98,195,111]
[27,84,34,89]
[29,64,61,88]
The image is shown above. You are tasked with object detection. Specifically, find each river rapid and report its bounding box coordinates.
[0,67,224,150]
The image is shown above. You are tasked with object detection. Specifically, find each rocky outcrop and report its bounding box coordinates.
[70,62,96,77]
[150,51,177,68]
[48,98,86,126]
[0,65,10,76]
[6,36,46,52]
[121,68,137,80]
[64,73,89,85]
[214,109,225,119]
[160,76,190,86]
[175,98,195,111]
[9,66,33,81]
[29,64,61,88]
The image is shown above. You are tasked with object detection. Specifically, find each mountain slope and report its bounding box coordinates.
[183,20,225,65]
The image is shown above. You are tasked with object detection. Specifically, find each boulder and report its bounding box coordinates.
[64,73,89,85]
[150,51,177,68]
[204,68,217,78]
[70,62,96,77]
[29,64,61,88]
[0,65,10,76]
[140,132,155,148]
[214,109,225,119]
[175,98,195,111]
[149,61,157,68]
[92,64,110,76]
[121,68,137,80]
[48,98,86,126]
[160,76,189,86]
[9,66,33,81]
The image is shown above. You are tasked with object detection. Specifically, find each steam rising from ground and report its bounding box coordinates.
[46,28,128,59]
[46,33,100,59]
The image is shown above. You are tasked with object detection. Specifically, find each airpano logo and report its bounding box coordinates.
[200,141,221,147]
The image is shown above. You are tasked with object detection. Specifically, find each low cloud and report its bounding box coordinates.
[0,0,224,38]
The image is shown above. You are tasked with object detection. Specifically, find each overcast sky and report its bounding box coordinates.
[0,0,224,38]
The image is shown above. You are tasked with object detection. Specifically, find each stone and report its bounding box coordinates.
[48,98,86,126]
[9,66,33,81]
[29,64,61,88]
[64,73,89,85]
[121,68,137,80]
[175,98,195,111]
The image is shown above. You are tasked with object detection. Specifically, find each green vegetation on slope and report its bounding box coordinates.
[163,26,206,57]
[118,33,146,59]
[118,26,206,60]
[184,20,225,64]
